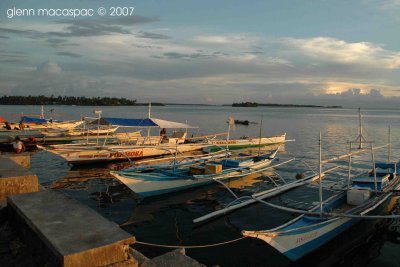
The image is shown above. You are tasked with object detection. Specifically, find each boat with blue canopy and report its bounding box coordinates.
[242,130,400,261]
[43,116,208,164]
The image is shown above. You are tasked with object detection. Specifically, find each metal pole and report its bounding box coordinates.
[258,119,263,156]
[388,125,391,163]
[225,123,230,161]
[97,112,100,145]
[173,140,178,171]
[148,102,151,144]
[319,132,323,216]
[148,102,151,118]
[347,142,352,189]
[371,143,378,194]
[358,107,363,149]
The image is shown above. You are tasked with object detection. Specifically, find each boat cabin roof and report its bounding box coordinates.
[90,117,198,129]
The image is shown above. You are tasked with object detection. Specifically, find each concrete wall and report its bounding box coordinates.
[0,156,38,202]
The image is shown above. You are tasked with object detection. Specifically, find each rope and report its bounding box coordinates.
[134,236,247,249]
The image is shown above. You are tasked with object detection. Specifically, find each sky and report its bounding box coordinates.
[1,0,400,107]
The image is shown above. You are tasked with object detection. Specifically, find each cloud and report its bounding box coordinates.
[96,16,159,26]
[281,37,400,69]
[56,52,82,58]
[0,27,42,39]
[136,31,170,40]
[162,52,215,60]
[318,88,384,99]
[49,20,131,37]
[0,59,25,64]
[37,61,62,74]
[11,78,109,97]
[194,35,231,44]
[46,38,79,48]
[48,16,159,37]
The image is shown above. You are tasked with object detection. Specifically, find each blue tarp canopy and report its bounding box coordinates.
[102,118,158,127]
[22,116,47,123]
[375,162,399,170]
[90,117,197,128]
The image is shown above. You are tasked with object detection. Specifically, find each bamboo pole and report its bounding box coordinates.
[321,144,388,164]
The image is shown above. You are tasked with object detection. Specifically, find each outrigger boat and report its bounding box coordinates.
[43,117,208,164]
[110,147,280,197]
[20,116,85,130]
[241,131,400,261]
[204,133,286,153]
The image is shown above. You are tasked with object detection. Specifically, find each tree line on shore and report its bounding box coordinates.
[0,95,137,106]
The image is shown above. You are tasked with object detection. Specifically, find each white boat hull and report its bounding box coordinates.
[204,133,286,152]
[47,143,208,164]
[111,151,277,197]
[243,217,354,261]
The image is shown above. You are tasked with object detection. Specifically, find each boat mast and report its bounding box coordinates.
[226,116,233,161]
[40,105,44,119]
[355,108,367,149]
[319,132,323,216]
[388,125,391,163]
[94,109,102,145]
[258,119,263,156]
[148,102,151,144]
[347,142,352,189]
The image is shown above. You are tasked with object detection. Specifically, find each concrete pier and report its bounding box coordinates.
[140,249,206,267]
[7,190,136,266]
[2,153,31,168]
[0,155,38,203]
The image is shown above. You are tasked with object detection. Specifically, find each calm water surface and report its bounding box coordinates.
[2,105,400,266]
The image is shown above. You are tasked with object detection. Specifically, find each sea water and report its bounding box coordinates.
[1,105,400,266]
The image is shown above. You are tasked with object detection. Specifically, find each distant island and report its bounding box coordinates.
[0,95,164,106]
[232,102,342,108]
[232,102,258,107]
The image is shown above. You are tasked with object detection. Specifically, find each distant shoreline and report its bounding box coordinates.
[0,96,342,108]
[230,102,342,108]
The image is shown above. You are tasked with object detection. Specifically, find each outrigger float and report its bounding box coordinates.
[203,133,286,153]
